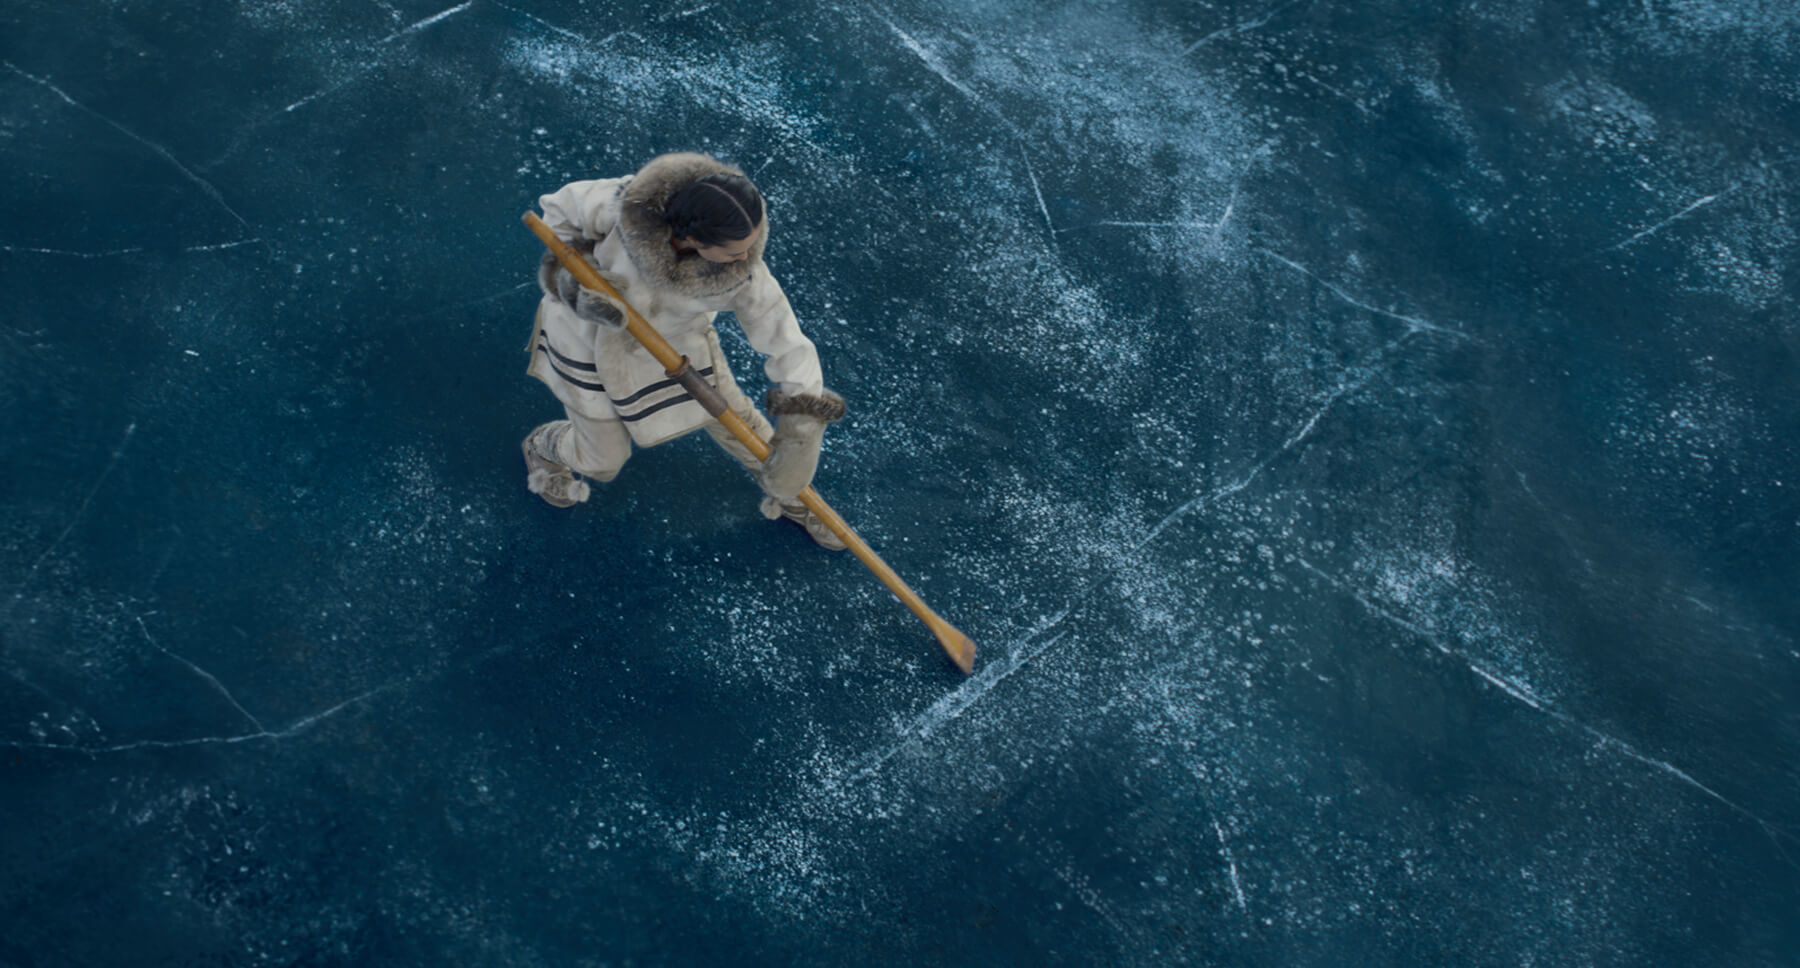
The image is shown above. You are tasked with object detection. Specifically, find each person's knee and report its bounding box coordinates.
[563,420,630,481]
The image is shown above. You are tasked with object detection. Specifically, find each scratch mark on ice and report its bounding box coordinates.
[1508,464,1601,579]
[1023,156,1055,233]
[1183,0,1309,54]
[1596,186,1735,254]
[377,1,473,45]
[1056,218,1226,233]
[3,665,68,710]
[1058,180,1238,240]
[1,244,145,259]
[1048,853,1135,940]
[842,630,1070,784]
[2,238,260,258]
[1213,818,1249,912]
[284,75,367,114]
[183,238,262,253]
[142,529,183,596]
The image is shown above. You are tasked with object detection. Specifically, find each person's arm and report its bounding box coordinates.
[733,266,825,396]
[537,177,629,242]
[537,178,633,328]
[733,267,842,499]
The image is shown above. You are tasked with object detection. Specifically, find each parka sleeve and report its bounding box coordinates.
[733,266,825,396]
[537,177,630,242]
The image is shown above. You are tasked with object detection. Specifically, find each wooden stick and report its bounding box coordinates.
[523,212,976,674]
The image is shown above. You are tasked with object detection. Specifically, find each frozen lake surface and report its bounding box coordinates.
[3,0,1797,964]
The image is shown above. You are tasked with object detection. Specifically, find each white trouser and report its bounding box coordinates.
[535,375,776,489]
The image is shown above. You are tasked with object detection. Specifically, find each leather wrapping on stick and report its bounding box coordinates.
[669,361,730,420]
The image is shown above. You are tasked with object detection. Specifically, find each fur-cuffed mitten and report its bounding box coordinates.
[543,252,626,328]
[759,388,846,500]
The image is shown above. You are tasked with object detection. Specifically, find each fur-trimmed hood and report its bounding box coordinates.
[617,152,767,301]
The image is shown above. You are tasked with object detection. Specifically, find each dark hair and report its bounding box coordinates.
[663,172,765,246]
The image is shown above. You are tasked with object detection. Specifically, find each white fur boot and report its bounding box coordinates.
[522,422,591,508]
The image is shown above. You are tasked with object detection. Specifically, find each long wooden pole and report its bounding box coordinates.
[523,212,975,674]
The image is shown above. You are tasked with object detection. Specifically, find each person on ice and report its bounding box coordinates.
[520,152,847,550]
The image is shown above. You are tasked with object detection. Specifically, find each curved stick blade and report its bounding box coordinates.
[933,622,977,675]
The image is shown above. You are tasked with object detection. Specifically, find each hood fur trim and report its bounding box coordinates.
[766,388,846,422]
[618,152,766,300]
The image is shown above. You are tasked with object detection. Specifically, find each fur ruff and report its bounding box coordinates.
[618,152,767,300]
[766,388,846,422]
[527,467,590,505]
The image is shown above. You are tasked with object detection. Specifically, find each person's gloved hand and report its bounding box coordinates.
[540,250,628,328]
[574,284,626,327]
[556,267,627,328]
[760,388,846,500]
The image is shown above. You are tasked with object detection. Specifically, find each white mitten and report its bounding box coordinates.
[759,388,846,500]
[543,251,627,327]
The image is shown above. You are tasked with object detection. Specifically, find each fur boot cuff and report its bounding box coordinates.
[765,388,846,422]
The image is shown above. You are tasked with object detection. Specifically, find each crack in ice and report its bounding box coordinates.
[1138,336,1403,550]
[833,251,1467,789]
[8,422,136,620]
[489,0,597,44]
[1057,219,1226,233]
[875,11,985,107]
[1155,685,1254,914]
[1058,181,1241,241]
[401,280,535,321]
[2,62,252,231]
[1,680,404,757]
[1,239,262,258]
[2,637,526,758]
[141,530,183,599]
[136,616,267,734]
[1259,248,1477,342]
[1507,463,1601,579]
[870,8,1055,233]
[1,244,145,259]
[278,1,474,116]
[1293,556,1798,860]
[489,0,662,48]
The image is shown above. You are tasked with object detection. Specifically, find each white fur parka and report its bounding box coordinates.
[527,153,826,446]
